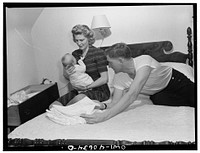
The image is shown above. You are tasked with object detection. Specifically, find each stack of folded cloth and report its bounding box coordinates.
[8,90,39,107]
[46,96,100,125]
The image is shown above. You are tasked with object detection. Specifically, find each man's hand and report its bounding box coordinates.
[92,100,105,110]
[81,111,108,124]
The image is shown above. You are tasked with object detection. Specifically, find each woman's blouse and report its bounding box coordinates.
[72,46,110,91]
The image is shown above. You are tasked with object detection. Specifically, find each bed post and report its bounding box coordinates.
[187,27,193,67]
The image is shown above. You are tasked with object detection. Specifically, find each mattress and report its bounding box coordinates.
[8,96,195,142]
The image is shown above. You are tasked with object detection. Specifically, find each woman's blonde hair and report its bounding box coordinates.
[71,24,95,46]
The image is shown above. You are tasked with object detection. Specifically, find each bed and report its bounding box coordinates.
[6,27,196,150]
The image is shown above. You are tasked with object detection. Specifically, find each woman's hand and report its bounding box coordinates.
[63,66,75,80]
[81,111,108,124]
[73,85,87,91]
[64,65,75,76]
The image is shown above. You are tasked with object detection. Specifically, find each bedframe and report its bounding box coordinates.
[6,27,196,150]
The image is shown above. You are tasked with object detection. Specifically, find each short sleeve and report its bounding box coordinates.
[113,72,133,90]
[134,55,157,72]
[95,49,108,73]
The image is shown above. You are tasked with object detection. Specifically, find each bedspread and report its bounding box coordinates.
[8,100,195,142]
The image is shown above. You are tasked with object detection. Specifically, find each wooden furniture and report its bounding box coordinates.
[7,83,59,131]
[101,27,193,67]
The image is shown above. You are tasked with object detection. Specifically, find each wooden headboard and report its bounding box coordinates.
[101,27,193,67]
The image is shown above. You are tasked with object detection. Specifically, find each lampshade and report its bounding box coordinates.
[91,15,111,41]
[91,15,111,29]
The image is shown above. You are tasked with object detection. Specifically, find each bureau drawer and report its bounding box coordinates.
[8,83,59,125]
[18,92,49,123]
[7,105,20,126]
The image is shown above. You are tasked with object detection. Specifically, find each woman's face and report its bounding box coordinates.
[74,34,89,51]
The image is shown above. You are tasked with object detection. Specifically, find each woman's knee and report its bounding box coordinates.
[67,94,86,105]
[75,94,86,101]
[57,89,78,106]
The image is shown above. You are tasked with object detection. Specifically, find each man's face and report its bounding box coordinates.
[106,55,122,73]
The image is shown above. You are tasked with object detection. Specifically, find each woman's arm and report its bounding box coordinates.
[63,67,69,80]
[87,71,108,89]
[63,66,76,80]
[86,48,109,89]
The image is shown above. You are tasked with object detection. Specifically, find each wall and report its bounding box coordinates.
[31,5,193,96]
[6,8,43,95]
[7,5,194,96]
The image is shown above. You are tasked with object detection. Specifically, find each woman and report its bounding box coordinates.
[81,42,195,124]
[53,24,110,106]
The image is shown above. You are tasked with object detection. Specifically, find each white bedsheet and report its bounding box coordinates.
[8,97,195,142]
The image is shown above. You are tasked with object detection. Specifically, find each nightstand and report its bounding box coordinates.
[7,83,59,132]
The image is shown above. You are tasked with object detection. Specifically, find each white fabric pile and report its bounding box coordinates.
[46,96,100,125]
[8,90,39,107]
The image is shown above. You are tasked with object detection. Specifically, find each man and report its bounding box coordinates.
[81,43,194,124]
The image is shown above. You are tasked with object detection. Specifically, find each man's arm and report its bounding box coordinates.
[104,66,152,120]
[81,66,153,124]
[106,88,124,109]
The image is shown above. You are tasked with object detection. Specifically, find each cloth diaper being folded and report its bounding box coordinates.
[46,96,100,125]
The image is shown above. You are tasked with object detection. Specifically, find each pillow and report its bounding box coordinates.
[161,62,194,82]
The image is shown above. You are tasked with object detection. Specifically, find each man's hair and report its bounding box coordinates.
[105,43,132,59]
